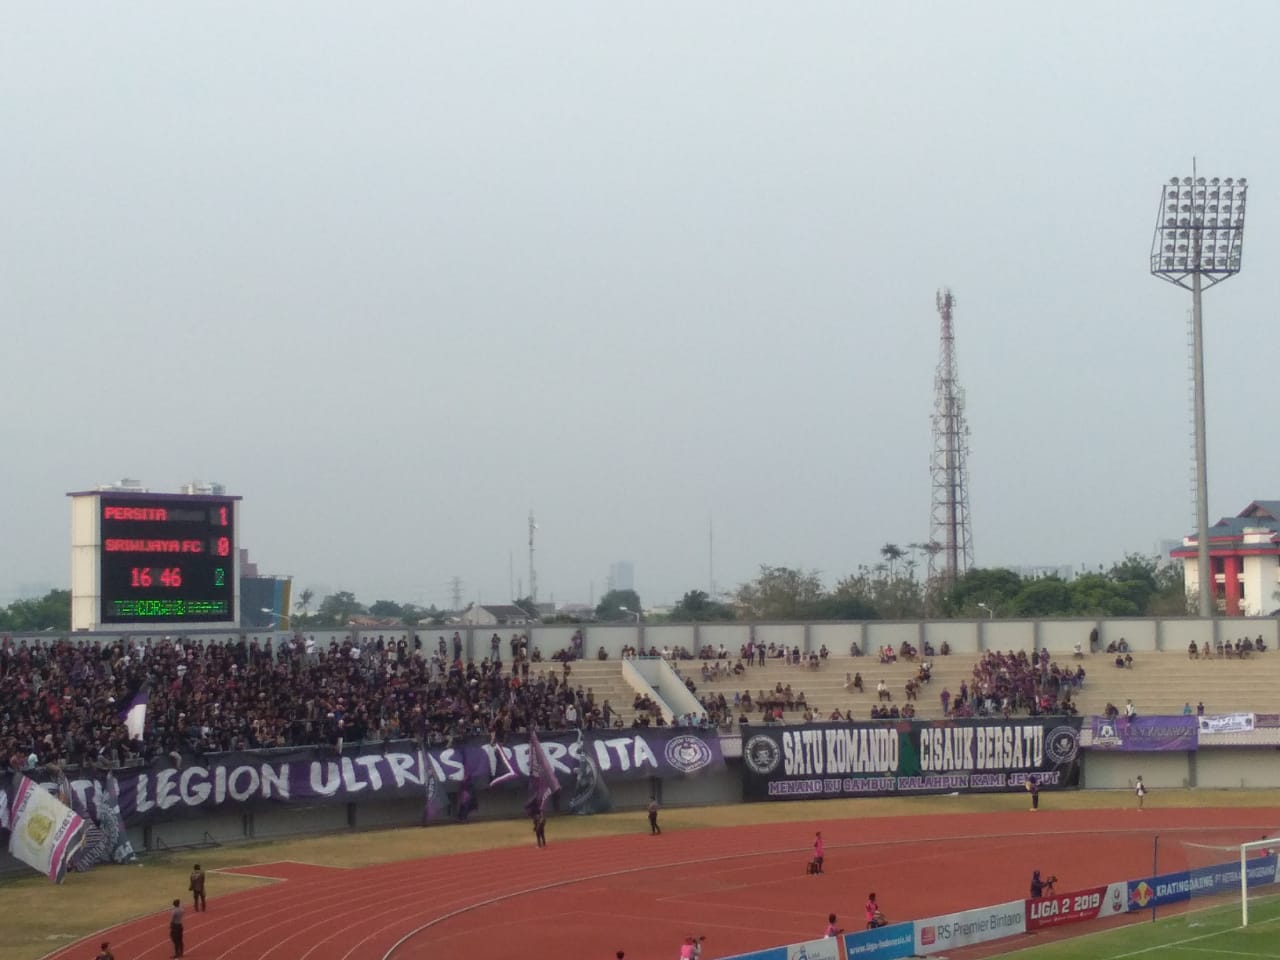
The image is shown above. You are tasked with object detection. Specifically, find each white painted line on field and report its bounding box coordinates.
[1107,914,1280,959]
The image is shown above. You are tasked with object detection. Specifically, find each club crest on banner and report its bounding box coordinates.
[1045,726,1080,764]
[744,734,782,775]
[664,735,714,774]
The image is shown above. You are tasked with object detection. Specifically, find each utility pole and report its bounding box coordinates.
[528,510,538,605]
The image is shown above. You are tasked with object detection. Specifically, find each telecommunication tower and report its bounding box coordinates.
[928,289,974,585]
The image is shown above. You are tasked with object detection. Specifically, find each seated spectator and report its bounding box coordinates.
[1188,640,1199,659]
[876,679,891,702]
[849,641,862,657]
[940,641,951,656]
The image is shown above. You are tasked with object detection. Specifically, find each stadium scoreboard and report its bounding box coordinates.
[69,490,241,631]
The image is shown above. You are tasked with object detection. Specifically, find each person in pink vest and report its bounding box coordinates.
[679,935,705,959]
[813,831,825,874]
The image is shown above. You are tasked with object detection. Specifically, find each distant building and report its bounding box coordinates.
[458,603,534,627]
[1170,500,1280,616]
[181,480,227,496]
[96,477,147,492]
[239,549,293,630]
[609,561,635,593]
[1010,564,1075,581]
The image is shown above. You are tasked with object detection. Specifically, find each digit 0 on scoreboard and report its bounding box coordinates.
[95,493,239,624]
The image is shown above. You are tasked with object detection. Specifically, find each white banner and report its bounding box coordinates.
[785,937,841,960]
[6,776,87,884]
[914,899,1026,955]
[1198,713,1254,734]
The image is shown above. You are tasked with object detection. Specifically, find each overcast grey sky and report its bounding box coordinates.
[2,2,1277,609]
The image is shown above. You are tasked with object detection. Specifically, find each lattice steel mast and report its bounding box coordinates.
[928,289,974,585]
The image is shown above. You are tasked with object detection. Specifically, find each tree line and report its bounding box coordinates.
[0,551,1189,633]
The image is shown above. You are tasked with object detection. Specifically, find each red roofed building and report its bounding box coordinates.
[1171,501,1280,616]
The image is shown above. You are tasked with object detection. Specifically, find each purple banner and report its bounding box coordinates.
[18,728,723,825]
[1090,715,1198,751]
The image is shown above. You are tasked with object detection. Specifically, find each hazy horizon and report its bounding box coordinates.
[3,3,1278,610]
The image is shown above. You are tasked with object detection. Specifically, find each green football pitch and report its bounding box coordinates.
[990,894,1280,960]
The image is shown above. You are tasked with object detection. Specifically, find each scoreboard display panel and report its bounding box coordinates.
[98,495,237,624]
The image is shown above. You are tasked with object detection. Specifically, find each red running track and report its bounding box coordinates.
[41,808,1279,960]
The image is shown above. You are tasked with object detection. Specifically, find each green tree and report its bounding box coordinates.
[880,543,906,579]
[313,591,366,626]
[668,589,735,622]
[1068,574,1141,617]
[368,600,406,620]
[1008,577,1073,618]
[514,595,540,619]
[596,589,642,621]
[292,588,315,624]
[734,566,825,620]
[945,568,1025,616]
[0,589,71,632]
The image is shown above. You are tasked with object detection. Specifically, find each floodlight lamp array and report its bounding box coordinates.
[1152,175,1247,283]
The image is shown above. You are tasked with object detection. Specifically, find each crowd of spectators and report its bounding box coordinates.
[942,649,1083,719]
[1,631,630,771]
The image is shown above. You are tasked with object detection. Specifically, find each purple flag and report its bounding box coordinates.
[457,779,477,821]
[524,728,561,818]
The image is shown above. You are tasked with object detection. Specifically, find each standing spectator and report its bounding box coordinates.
[1026,776,1040,812]
[189,863,206,912]
[533,811,547,848]
[825,913,844,938]
[96,943,115,960]
[648,798,661,835]
[813,831,825,874]
[168,898,185,958]
[1135,776,1147,810]
[865,893,884,929]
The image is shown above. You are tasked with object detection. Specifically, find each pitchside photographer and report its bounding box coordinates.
[1030,870,1058,898]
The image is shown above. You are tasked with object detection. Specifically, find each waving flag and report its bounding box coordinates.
[421,750,444,824]
[7,776,86,884]
[120,682,150,741]
[524,728,561,818]
[488,745,519,788]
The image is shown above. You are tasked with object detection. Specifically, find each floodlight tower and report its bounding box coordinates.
[1151,165,1248,617]
[928,288,974,586]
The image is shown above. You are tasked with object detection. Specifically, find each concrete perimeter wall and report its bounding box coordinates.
[46,616,1280,662]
